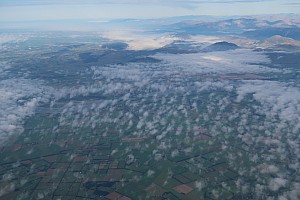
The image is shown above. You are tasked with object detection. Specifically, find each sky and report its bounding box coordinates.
[0,0,300,21]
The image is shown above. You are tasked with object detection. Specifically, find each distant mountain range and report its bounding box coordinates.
[242,27,300,40]
[94,14,300,52]
[163,17,300,40]
[256,35,300,50]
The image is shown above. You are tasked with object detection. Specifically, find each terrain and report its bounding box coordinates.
[0,15,300,200]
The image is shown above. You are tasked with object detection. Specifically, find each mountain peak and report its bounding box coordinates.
[203,41,239,52]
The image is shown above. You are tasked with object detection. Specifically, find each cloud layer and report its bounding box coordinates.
[153,49,278,74]
[0,0,275,6]
[0,78,51,146]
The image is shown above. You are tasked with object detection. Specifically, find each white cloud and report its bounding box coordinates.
[0,78,51,146]
[152,49,276,74]
[236,80,300,127]
[188,35,223,44]
[101,31,178,50]
[268,178,287,191]
[0,35,27,44]
[0,35,28,50]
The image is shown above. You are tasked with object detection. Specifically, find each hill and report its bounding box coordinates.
[203,41,239,52]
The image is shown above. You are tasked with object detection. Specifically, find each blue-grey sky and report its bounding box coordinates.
[0,0,299,21]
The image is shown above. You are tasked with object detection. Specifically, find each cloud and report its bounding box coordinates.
[0,0,275,7]
[268,178,287,191]
[0,78,51,146]
[152,49,276,74]
[101,31,178,50]
[187,35,223,44]
[1,31,300,198]
[1,0,297,22]
[236,80,300,127]
[0,35,28,50]
[0,35,27,44]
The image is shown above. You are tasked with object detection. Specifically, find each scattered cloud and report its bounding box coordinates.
[1,30,300,198]
[236,80,300,132]
[0,78,51,146]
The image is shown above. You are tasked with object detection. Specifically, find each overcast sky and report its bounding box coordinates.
[0,0,299,21]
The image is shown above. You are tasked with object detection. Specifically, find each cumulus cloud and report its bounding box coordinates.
[268,178,287,191]
[0,78,51,146]
[236,80,300,129]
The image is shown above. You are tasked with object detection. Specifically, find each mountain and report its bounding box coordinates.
[168,18,258,35]
[263,35,300,46]
[165,17,299,36]
[203,41,239,52]
[157,40,204,54]
[256,35,300,50]
[242,27,300,40]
